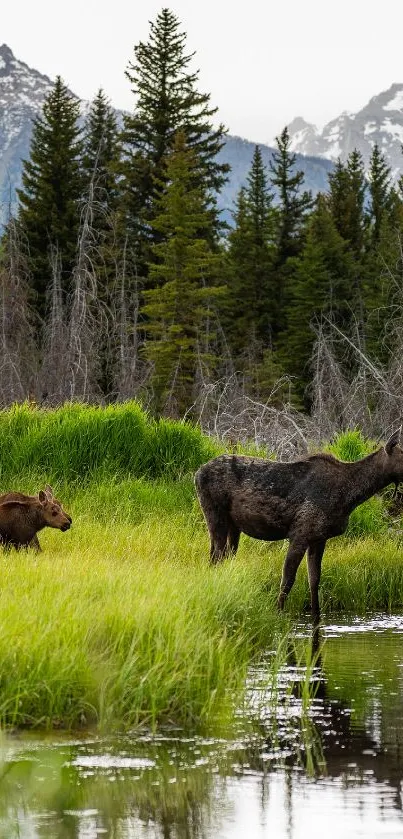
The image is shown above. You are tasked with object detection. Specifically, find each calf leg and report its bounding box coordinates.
[277,539,307,611]
[307,540,326,623]
[29,535,42,553]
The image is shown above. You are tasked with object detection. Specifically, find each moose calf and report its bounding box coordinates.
[195,429,403,621]
[0,485,72,551]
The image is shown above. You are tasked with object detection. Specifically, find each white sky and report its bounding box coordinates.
[4,0,403,145]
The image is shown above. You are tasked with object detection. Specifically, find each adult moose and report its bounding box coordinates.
[195,429,403,621]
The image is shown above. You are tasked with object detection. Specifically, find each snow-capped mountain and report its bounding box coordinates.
[0,44,54,220]
[0,44,333,227]
[287,84,403,177]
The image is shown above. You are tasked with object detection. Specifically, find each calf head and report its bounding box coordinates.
[38,486,72,531]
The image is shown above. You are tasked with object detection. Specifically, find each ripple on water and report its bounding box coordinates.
[1,613,403,838]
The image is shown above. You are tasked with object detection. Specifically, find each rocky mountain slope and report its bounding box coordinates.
[0,44,54,222]
[287,84,403,177]
[0,44,333,227]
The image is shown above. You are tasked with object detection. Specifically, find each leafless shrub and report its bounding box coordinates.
[189,373,314,459]
[40,188,107,405]
[0,220,38,405]
[64,190,105,403]
[310,316,403,441]
[108,240,152,402]
[39,247,71,404]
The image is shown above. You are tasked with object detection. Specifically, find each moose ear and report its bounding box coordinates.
[44,484,53,498]
[385,428,402,454]
[38,490,47,502]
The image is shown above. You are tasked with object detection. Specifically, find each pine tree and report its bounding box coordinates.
[283,195,354,406]
[268,127,313,337]
[119,8,229,280]
[226,145,276,353]
[142,132,224,417]
[364,200,403,360]
[367,144,392,243]
[328,151,366,257]
[82,89,119,222]
[328,150,367,342]
[269,127,313,264]
[81,89,119,305]
[17,77,83,320]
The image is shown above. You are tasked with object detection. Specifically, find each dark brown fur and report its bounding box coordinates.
[0,484,72,551]
[195,429,403,621]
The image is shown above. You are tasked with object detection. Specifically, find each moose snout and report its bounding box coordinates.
[61,519,72,531]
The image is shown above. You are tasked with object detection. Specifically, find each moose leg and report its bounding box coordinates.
[207,508,230,564]
[227,520,240,556]
[307,540,326,623]
[277,539,307,611]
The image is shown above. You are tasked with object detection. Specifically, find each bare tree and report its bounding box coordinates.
[65,188,105,402]
[189,373,313,459]
[0,220,38,406]
[39,246,71,404]
[109,241,151,402]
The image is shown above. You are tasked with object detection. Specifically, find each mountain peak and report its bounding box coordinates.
[0,43,15,60]
[288,116,316,132]
[0,43,53,108]
[287,83,403,175]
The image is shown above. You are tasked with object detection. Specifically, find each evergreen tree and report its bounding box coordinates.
[328,151,366,257]
[269,127,313,264]
[328,150,367,341]
[268,127,313,336]
[367,143,392,243]
[17,77,83,319]
[364,200,403,360]
[142,132,223,417]
[226,145,276,353]
[82,89,119,298]
[82,88,119,220]
[119,7,229,280]
[284,195,354,405]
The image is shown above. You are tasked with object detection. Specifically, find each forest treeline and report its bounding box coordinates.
[2,7,403,434]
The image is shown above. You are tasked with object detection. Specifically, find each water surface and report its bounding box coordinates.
[1,614,403,838]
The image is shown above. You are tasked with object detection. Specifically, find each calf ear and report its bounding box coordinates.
[385,428,402,454]
[44,484,53,499]
[38,490,47,502]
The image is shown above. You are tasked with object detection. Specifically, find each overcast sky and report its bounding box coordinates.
[4,0,403,144]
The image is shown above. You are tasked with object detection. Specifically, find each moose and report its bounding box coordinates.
[0,485,72,551]
[195,429,403,621]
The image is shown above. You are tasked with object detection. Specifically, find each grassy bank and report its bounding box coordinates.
[0,401,220,485]
[0,403,401,731]
[0,510,288,730]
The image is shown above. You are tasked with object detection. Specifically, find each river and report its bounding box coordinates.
[1,614,403,838]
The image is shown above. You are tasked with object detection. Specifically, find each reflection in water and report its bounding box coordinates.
[1,615,403,837]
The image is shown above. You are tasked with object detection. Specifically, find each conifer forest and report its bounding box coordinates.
[4,7,403,450]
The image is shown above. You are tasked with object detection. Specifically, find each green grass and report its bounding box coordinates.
[0,508,288,731]
[0,407,401,732]
[325,428,389,537]
[0,401,220,486]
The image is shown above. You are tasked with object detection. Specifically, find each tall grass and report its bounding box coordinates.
[0,408,400,731]
[0,401,220,486]
[0,513,288,731]
[325,428,388,536]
